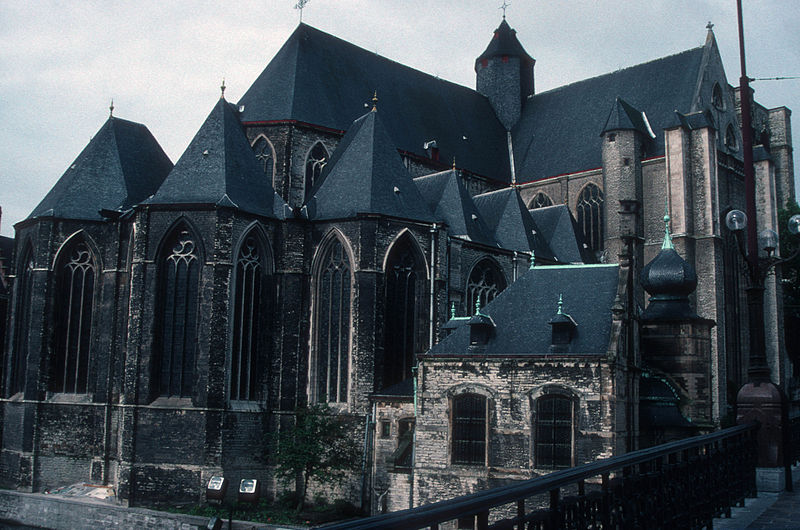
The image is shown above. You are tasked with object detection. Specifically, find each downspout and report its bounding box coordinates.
[361,409,373,514]
[428,224,437,350]
[410,364,418,510]
[507,131,517,185]
[512,251,518,282]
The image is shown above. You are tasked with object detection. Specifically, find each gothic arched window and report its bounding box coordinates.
[9,247,33,396]
[383,235,426,389]
[155,227,201,398]
[252,135,276,184]
[534,394,574,469]
[529,192,553,209]
[452,393,487,465]
[725,124,738,152]
[576,183,604,254]
[313,236,352,403]
[52,240,96,393]
[305,142,329,201]
[466,258,506,314]
[712,83,724,110]
[230,233,270,402]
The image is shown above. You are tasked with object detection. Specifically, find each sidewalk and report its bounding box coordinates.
[714,465,800,529]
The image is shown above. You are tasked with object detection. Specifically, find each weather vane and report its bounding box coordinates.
[295,0,310,22]
[500,1,511,19]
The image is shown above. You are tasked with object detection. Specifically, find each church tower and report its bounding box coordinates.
[475,18,535,131]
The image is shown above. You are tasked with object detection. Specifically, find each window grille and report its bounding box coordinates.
[383,238,424,388]
[305,143,329,201]
[9,248,33,395]
[156,228,200,398]
[252,136,275,182]
[576,184,604,254]
[466,259,506,314]
[530,192,553,209]
[535,395,573,469]
[452,393,487,465]
[52,242,95,393]
[231,235,265,401]
[314,237,351,402]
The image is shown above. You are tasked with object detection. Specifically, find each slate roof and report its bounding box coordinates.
[428,264,620,356]
[237,23,510,181]
[473,188,555,259]
[413,170,497,246]
[148,99,286,219]
[528,205,594,264]
[29,117,172,221]
[304,110,435,222]
[513,46,706,182]
[601,97,655,137]
[475,19,534,67]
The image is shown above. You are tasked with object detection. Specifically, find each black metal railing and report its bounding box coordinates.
[325,423,758,530]
[791,413,800,467]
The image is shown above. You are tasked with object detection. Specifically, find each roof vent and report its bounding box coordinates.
[203,149,209,156]
[471,214,478,221]
[393,186,400,194]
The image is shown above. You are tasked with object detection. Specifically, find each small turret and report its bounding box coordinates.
[475,19,535,130]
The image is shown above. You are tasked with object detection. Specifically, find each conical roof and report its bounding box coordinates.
[29,117,172,221]
[413,169,497,246]
[475,19,534,69]
[601,97,655,137]
[148,98,286,219]
[473,188,555,259]
[304,110,435,222]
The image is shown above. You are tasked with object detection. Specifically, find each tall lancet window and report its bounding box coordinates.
[231,234,269,401]
[252,135,275,183]
[313,237,351,403]
[383,235,426,389]
[576,183,604,254]
[9,247,34,396]
[52,240,96,393]
[156,227,201,398]
[305,142,329,201]
[466,258,506,314]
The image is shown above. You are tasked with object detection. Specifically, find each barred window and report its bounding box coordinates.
[452,393,487,465]
[466,258,506,314]
[576,183,604,255]
[313,237,351,403]
[52,241,96,393]
[535,395,573,469]
[156,228,200,398]
[383,235,425,389]
[9,247,34,396]
[529,192,553,209]
[305,142,329,201]
[252,135,275,183]
[231,234,268,401]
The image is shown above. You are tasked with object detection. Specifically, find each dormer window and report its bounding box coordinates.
[548,295,577,353]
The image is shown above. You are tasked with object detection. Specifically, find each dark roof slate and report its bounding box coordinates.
[29,117,172,221]
[601,97,654,137]
[513,46,706,182]
[528,205,594,263]
[427,264,620,356]
[475,19,534,67]
[237,23,510,181]
[304,110,435,222]
[473,188,555,259]
[413,170,497,246]
[148,99,286,219]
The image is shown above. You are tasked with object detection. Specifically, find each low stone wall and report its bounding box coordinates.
[0,489,279,529]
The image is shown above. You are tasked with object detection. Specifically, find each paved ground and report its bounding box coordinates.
[714,465,800,529]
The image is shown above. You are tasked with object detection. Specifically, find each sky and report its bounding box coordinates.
[1,0,799,237]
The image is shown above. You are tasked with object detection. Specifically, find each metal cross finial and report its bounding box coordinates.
[500,1,510,19]
[109,99,114,118]
[220,78,226,99]
[295,0,310,22]
[371,91,378,112]
[706,21,714,31]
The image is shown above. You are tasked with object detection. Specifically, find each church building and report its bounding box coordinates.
[0,17,793,512]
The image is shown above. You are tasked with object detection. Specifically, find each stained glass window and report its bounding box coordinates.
[576,183,604,254]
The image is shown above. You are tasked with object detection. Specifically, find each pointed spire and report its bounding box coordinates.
[371,91,378,112]
[662,198,674,250]
[109,99,114,118]
[220,78,226,99]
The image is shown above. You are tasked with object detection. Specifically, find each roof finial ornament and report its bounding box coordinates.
[220,78,226,99]
[529,249,535,269]
[500,0,510,19]
[706,21,714,32]
[109,99,114,118]
[474,298,481,316]
[557,294,564,315]
[295,0,310,23]
[371,91,378,112]
[662,197,674,250]
[452,157,456,170]
[451,301,457,319]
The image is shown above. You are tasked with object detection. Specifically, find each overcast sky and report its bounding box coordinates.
[2,0,798,237]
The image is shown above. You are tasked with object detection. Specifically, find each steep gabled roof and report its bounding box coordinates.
[304,110,435,222]
[148,99,286,219]
[428,264,620,356]
[29,117,172,221]
[413,170,497,246]
[237,23,510,181]
[513,46,706,182]
[529,204,593,263]
[473,188,555,259]
[475,19,534,68]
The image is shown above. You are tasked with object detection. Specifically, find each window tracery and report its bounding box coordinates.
[529,192,553,209]
[466,258,506,313]
[252,136,275,182]
[576,183,604,255]
[305,142,329,201]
